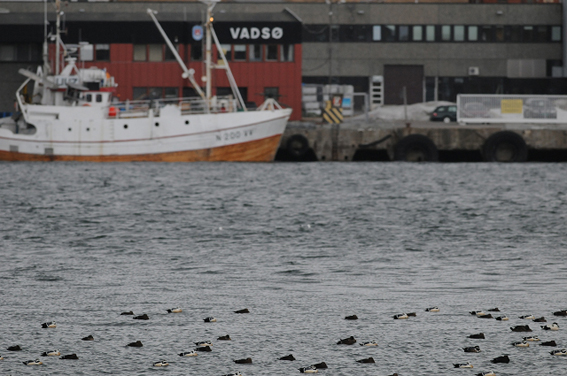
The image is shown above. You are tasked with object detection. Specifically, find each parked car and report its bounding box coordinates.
[430,105,457,123]
[524,98,557,119]
[461,102,490,118]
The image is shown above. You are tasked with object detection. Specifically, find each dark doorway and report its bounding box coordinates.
[384,65,424,105]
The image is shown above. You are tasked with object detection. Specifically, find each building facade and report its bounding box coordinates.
[0,0,564,115]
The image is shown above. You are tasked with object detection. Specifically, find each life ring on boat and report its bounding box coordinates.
[108,106,117,117]
[481,131,527,162]
[286,134,309,158]
[394,134,438,162]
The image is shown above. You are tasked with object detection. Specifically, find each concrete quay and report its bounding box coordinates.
[276,120,567,162]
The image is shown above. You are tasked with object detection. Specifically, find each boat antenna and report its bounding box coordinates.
[147,8,207,103]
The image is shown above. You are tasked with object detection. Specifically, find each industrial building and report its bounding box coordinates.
[0,0,564,119]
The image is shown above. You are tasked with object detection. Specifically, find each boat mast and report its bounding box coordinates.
[55,0,60,75]
[204,1,213,102]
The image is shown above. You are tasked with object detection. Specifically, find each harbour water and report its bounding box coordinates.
[1,162,566,376]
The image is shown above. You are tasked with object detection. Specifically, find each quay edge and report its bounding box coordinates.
[277,121,567,162]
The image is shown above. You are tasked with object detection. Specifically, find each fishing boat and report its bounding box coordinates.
[0,0,291,162]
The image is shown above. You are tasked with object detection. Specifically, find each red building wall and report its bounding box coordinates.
[71,43,302,121]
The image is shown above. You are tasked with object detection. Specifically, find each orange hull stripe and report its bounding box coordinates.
[0,134,282,162]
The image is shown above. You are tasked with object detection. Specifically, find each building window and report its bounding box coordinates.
[412,26,423,41]
[372,25,381,41]
[383,25,396,42]
[264,87,279,99]
[495,26,504,42]
[441,26,451,41]
[551,26,561,42]
[425,26,435,42]
[468,26,478,41]
[0,44,15,61]
[249,44,262,61]
[340,25,370,42]
[191,44,202,61]
[507,26,522,42]
[522,26,534,42]
[133,87,147,100]
[266,44,278,61]
[535,26,548,42]
[302,25,329,42]
[399,26,409,41]
[480,26,494,42]
[148,44,162,62]
[95,44,110,61]
[234,45,246,61]
[164,87,179,99]
[133,44,146,61]
[330,25,339,42]
[454,26,465,42]
[280,44,294,62]
[164,45,178,61]
[218,44,232,61]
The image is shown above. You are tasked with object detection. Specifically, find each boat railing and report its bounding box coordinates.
[110,96,240,118]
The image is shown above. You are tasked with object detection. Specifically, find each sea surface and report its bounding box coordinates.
[1,162,567,376]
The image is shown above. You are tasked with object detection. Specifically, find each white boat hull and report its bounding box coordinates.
[0,105,291,162]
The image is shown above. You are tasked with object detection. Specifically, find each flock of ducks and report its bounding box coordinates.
[2,306,566,375]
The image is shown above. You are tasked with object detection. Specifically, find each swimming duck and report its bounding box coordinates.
[127,341,143,347]
[478,314,493,319]
[523,336,539,341]
[7,345,21,351]
[519,315,535,320]
[312,362,328,369]
[120,311,134,315]
[0,355,3,360]
[218,335,231,341]
[533,317,546,322]
[23,359,43,365]
[487,308,500,312]
[194,346,212,352]
[495,316,509,321]
[512,341,529,347]
[345,315,358,320]
[393,313,408,320]
[234,308,250,314]
[541,340,557,347]
[469,333,485,339]
[470,311,486,316]
[476,371,495,376]
[453,362,473,368]
[41,322,56,328]
[167,308,182,313]
[510,325,532,332]
[359,340,378,346]
[425,307,440,312]
[337,336,356,345]
[203,317,217,322]
[178,351,197,357]
[221,373,242,376]
[491,355,510,364]
[407,312,417,317]
[299,365,318,373]
[357,357,375,363]
[60,354,79,360]
[133,314,149,320]
[553,310,567,317]
[195,341,213,347]
[81,335,94,341]
[153,360,169,367]
[234,358,252,364]
[41,350,60,356]
[550,349,567,356]
[463,346,481,353]
[279,354,296,361]
[541,322,559,331]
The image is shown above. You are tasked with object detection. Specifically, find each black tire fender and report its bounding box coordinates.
[482,131,527,162]
[394,134,438,162]
[286,134,309,158]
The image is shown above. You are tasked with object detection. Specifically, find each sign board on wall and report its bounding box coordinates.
[213,22,301,44]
